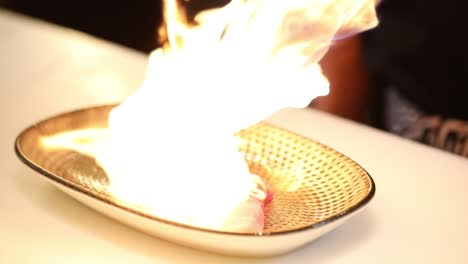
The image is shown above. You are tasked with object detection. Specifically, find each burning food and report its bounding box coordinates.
[90,0,378,233]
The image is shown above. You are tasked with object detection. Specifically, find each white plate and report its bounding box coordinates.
[15,105,375,256]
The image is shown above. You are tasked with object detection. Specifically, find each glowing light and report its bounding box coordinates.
[65,0,379,233]
[41,129,109,157]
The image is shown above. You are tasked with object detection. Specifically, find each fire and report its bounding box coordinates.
[56,0,379,233]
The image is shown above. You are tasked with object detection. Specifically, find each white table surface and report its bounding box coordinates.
[1,8,468,263]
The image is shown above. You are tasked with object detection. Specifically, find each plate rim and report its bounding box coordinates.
[14,104,376,237]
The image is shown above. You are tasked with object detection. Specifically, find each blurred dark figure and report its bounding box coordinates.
[314,0,468,157]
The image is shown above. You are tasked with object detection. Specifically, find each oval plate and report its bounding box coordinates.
[15,105,375,256]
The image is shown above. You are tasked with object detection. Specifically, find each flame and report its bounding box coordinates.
[88,0,378,233]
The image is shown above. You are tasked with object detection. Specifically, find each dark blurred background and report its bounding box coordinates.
[0,0,162,53]
[0,0,229,53]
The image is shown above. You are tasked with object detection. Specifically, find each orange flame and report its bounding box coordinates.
[95,0,379,233]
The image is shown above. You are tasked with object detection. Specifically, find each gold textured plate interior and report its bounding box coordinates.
[15,105,375,235]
